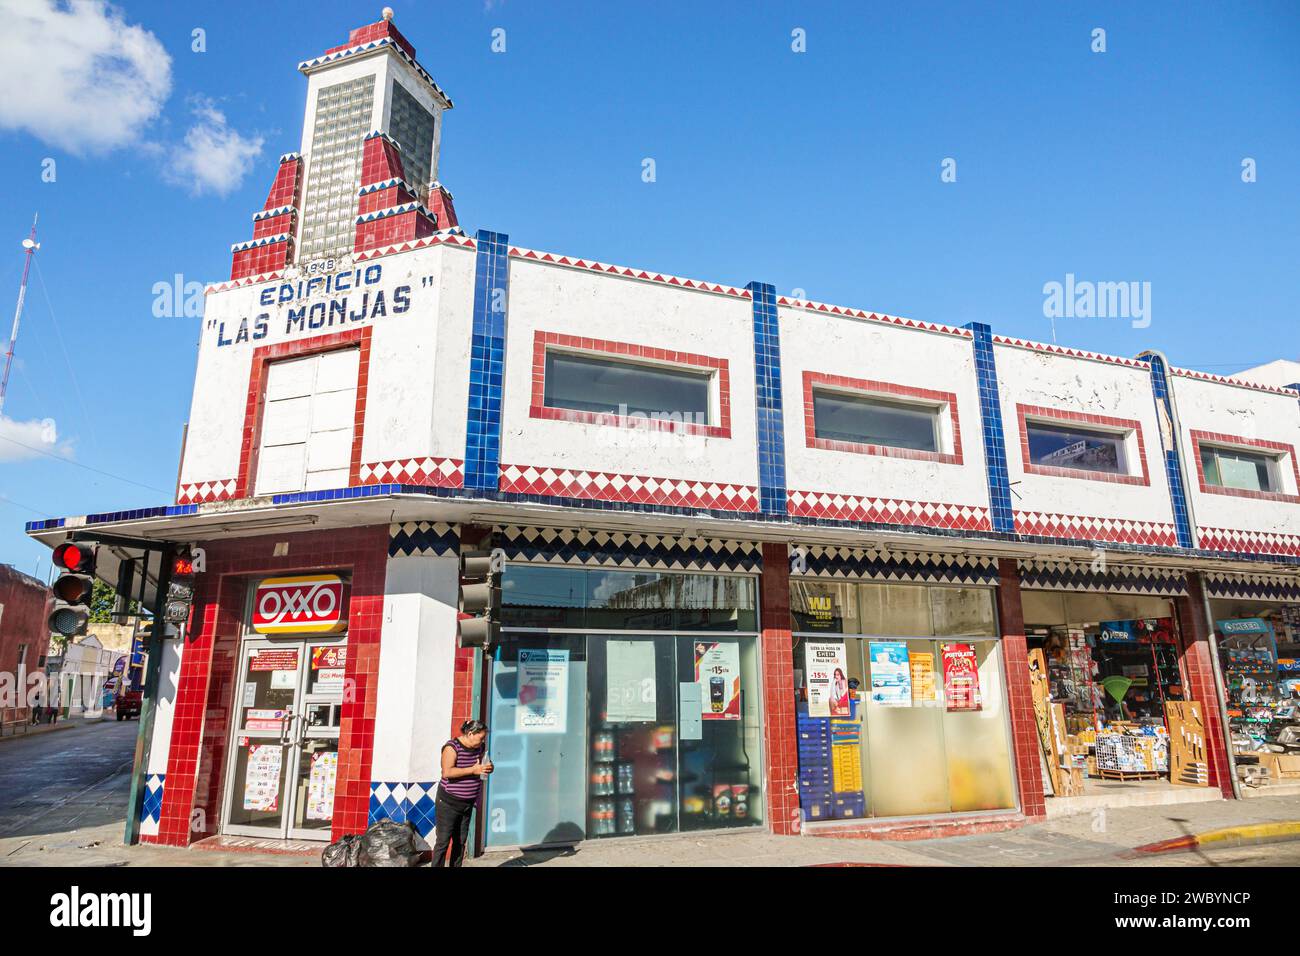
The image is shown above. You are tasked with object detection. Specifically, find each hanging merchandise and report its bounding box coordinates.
[1165,701,1210,787]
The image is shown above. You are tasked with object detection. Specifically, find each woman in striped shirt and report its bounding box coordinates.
[432,719,492,867]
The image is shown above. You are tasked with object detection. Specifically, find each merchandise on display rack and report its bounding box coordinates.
[1213,611,1300,789]
[1027,615,1186,791]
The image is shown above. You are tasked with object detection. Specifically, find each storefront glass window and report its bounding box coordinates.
[486,567,763,848]
[791,581,1016,820]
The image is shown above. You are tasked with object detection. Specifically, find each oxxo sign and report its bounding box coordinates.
[252,574,349,634]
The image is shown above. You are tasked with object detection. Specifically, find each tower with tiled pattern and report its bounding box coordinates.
[229,10,459,281]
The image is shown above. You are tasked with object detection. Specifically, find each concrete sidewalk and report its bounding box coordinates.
[3,786,1299,868]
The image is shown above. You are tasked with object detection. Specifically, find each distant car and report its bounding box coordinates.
[115,688,142,721]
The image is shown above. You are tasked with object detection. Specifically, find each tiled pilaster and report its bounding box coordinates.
[995,559,1046,817]
[964,322,1015,534]
[1178,574,1234,799]
[465,230,509,493]
[1146,353,1196,549]
[759,542,798,834]
[747,282,786,516]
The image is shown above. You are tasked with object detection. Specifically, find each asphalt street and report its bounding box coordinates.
[0,718,138,853]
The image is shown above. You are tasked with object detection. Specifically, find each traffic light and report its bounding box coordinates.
[457,550,501,648]
[48,541,95,637]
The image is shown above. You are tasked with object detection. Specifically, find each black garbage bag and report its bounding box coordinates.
[321,833,364,868]
[359,820,430,867]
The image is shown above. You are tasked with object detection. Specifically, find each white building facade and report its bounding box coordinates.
[27,13,1300,851]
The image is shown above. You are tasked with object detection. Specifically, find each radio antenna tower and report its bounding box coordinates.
[0,214,39,418]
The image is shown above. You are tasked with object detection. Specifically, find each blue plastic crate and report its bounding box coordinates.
[831,791,867,820]
[801,798,834,821]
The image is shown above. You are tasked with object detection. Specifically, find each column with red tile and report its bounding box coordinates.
[995,559,1046,817]
[759,542,799,835]
[1177,573,1234,799]
[148,525,390,846]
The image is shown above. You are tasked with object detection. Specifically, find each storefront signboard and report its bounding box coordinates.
[1216,618,1271,636]
[694,641,741,720]
[1099,621,1139,643]
[306,751,338,819]
[517,648,569,733]
[805,642,849,717]
[941,643,982,712]
[869,641,911,707]
[252,575,349,634]
[244,743,282,811]
[607,640,657,722]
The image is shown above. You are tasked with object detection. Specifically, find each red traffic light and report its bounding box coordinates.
[53,542,92,573]
[172,554,196,577]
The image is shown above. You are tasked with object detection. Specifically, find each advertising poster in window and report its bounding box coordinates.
[910,651,936,704]
[869,641,911,706]
[694,641,741,720]
[607,640,657,722]
[941,642,982,712]
[243,743,282,811]
[306,751,338,819]
[517,648,569,734]
[805,642,849,717]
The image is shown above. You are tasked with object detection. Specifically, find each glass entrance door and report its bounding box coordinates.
[222,636,347,840]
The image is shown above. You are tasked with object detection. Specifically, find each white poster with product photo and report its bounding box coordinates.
[517,648,569,734]
[243,743,282,812]
[607,640,657,722]
[805,642,849,717]
[306,751,338,820]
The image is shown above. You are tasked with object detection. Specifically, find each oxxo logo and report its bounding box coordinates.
[50,886,151,936]
[252,575,349,634]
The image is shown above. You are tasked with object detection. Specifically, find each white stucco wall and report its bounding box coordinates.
[499,259,759,490]
[372,553,459,785]
[993,344,1177,534]
[779,309,990,514]
[182,243,471,490]
[1171,374,1300,542]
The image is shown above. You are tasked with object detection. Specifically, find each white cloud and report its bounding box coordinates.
[0,0,172,155]
[163,97,264,197]
[0,415,73,463]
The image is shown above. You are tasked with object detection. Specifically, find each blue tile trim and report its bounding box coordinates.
[747,282,787,515]
[369,781,437,837]
[140,773,165,824]
[464,230,510,493]
[388,521,459,558]
[963,322,1015,534]
[797,546,999,584]
[1019,559,1189,596]
[1144,354,1195,550]
[498,526,762,572]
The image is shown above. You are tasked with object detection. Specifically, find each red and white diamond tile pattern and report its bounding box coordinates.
[1014,511,1180,547]
[787,489,992,531]
[359,457,464,488]
[500,464,759,511]
[1199,527,1300,558]
[177,479,237,505]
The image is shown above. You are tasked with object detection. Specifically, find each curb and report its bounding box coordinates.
[0,717,116,745]
[1134,821,1300,855]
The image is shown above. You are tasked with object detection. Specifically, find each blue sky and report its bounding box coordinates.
[0,0,1297,576]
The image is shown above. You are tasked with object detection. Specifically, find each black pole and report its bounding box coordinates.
[123,544,174,846]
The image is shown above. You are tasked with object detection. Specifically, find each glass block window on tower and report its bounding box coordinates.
[387,81,435,207]
[299,75,376,264]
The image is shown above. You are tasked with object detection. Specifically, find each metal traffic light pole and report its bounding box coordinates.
[120,542,175,846]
